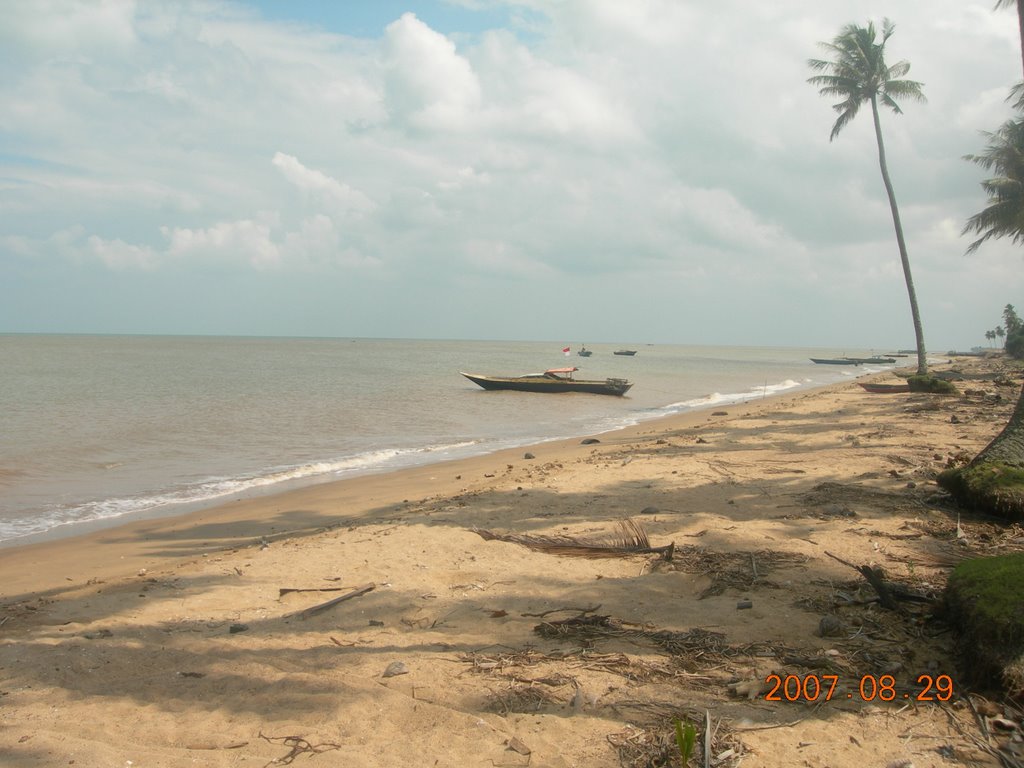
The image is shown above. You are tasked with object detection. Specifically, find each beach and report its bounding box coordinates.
[2,357,1022,768]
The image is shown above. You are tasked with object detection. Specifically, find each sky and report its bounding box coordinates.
[2,0,1022,350]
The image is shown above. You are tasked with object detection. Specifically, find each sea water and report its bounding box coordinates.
[0,334,894,546]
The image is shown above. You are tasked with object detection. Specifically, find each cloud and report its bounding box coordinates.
[272,152,376,217]
[0,0,1021,347]
[383,12,482,131]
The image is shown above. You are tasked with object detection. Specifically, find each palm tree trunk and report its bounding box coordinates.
[1017,0,1024,77]
[870,96,929,376]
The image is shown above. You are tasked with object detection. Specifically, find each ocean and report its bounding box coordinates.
[0,334,894,547]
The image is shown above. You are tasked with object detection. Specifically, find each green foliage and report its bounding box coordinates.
[673,719,697,766]
[807,19,925,142]
[949,554,1024,623]
[944,553,1024,696]
[938,461,1024,521]
[963,119,1024,254]
[1007,327,1024,359]
[1005,304,1022,334]
[906,375,958,395]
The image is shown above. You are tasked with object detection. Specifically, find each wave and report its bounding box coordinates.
[661,378,804,413]
[0,439,481,543]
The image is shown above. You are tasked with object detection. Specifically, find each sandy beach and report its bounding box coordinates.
[2,358,1023,768]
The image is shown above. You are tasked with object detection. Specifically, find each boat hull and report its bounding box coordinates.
[859,383,911,394]
[810,358,860,365]
[461,372,632,396]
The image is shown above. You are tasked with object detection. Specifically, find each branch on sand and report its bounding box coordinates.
[472,519,675,561]
[285,582,375,620]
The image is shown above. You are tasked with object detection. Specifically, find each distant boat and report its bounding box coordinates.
[810,358,861,365]
[460,368,633,396]
[859,382,911,394]
[578,346,593,357]
[613,350,637,356]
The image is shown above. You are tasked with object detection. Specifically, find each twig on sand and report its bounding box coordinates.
[278,586,348,598]
[258,732,342,766]
[286,583,375,620]
[704,710,712,768]
[522,604,602,618]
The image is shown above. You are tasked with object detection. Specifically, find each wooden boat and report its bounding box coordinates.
[577,346,593,357]
[460,368,632,396]
[810,358,861,365]
[843,356,896,364]
[613,350,637,356]
[859,382,911,394]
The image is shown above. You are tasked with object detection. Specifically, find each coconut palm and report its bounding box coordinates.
[962,117,1024,253]
[939,112,1024,522]
[808,19,929,376]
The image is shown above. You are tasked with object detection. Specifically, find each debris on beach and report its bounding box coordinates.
[471,518,674,560]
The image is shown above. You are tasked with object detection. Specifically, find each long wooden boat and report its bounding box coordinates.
[613,350,637,356]
[810,358,861,365]
[460,367,632,396]
[859,382,911,394]
[844,356,896,364]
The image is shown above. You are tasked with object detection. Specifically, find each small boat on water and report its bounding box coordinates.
[614,350,637,356]
[810,358,861,365]
[844,356,897,364]
[460,368,632,396]
[859,382,911,394]
[578,346,593,357]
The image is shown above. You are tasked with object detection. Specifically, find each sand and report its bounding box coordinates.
[2,358,1023,768]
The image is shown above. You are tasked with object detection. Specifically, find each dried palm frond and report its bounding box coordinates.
[471,519,674,560]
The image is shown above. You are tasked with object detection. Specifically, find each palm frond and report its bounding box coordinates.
[962,115,1024,253]
[808,18,924,140]
[471,519,674,560]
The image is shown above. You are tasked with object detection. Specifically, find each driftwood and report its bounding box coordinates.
[472,519,675,560]
[278,586,348,597]
[286,582,376,620]
[824,551,897,609]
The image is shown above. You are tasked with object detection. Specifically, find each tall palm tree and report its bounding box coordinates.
[962,117,1024,253]
[808,19,930,376]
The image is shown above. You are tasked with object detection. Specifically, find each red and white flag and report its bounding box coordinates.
[562,346,571,356]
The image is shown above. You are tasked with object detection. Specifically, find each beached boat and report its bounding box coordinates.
[859,382,911,394]
[460,368,632,396]
[810,358,861,365]
[577,346,593,357]
[613,350,637,356]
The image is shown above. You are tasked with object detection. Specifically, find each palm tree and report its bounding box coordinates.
[962,118,1024,253]
[938,110,1024,522]
[987,329,997,347]
[808,19,929,376]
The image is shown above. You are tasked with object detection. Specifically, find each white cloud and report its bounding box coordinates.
[272,152,376,217]
[162,219,281,269]
[0,0,1021,347]
[383,12,481,131]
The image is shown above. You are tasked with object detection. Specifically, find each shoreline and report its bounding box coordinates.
[5,357,1017,768]
[0,370,893,600]
[0,366,870,552]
